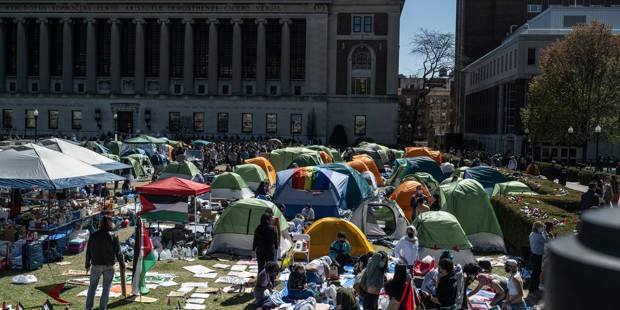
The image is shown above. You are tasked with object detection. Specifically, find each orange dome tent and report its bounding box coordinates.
[305,217,374,259]
[404,147,443,164]
[244,157,276,185]
[352,154,384,186]
[319,151,333,164]
[390,180,434,220]
[346,159,370,174]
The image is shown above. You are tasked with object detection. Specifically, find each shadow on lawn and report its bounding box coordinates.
[220,293,254,308]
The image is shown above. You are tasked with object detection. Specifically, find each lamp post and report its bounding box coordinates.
[33,109,39,141]
[567,126,574,165]
[113,112,118,141]
[595,124,602,171]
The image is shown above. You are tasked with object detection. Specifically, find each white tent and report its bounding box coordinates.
[39,138,130,171]
[350,198,409,240]
[0,143,124,190]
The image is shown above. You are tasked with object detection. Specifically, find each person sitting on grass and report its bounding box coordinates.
[287,263,316,300]
[463,262,507,307]
[420,258,458,309]
[254,261,280,307]
[329,232,352,273]
[305,256,332,285]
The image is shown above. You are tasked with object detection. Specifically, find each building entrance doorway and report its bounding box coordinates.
[117,111,133,136]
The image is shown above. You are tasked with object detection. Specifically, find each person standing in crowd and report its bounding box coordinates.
[301,204,315,222]
[528,221,548,294]
[329,232,352,273]
[384,264,413,308]
[580,182,600,211]
[393,226,419,269]
[252,213,278,272]
[503,259,527,310]
[421,258,458,309]
[611,175,619,207]
[359,251,389,310]
[85,216,125,310]
[507,156,518,170]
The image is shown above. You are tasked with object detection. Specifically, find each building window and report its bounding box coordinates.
[353,16,361,33]
[242,113,253,133]
[77,83,85,93]
[50,19,63,76]
[222,84,230,95]
[25,110,36,129]
[242,20,257,79]
[120,19,136,77]
[290,20,306,80]
[290,114,302,135]
[245,85,254,96]
[197,84,206,94]
[265,20,281,79]
[514,49,518,67]
[27,19,40,77]
[3,110,13,129]
[218,20,233,78]
[170,20,184,78]
[527,48,536,65]
[509,51,513,69]
[294,86,302,96]
[563,16,586,28]
[6,20,16,76]
[193,112,204,132]
[168,112,180,132]
[194,21,209,78]
[31,82,39,93]
[173,84,182,94]
[266,113,277,134]
[363,16,373,33]
[48,110,59,129]
[217,112,229,132]
[54,82,62,92]
[354,115,366,136]
[97,20,111,76]
[527,4,542,13]
[352,78,370,95]
[145,19,160,77]
[71,110,82,129]
[352,46,372,70]
[73,19,87,76]
[269,85,278,96]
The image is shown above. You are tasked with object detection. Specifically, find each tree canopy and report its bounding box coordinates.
[522,22,620,148]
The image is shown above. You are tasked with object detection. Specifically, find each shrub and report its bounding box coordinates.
[492,196,579,255]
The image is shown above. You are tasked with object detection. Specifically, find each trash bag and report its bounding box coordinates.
[12,274,37,284]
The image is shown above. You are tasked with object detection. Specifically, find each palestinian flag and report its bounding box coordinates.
[15,302,25,310]
[139,194,188,223]
[42,300,53,310]
[131,217,156,295]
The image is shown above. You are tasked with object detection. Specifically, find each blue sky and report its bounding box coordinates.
[399,0,456,75]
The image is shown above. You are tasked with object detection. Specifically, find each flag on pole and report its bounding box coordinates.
[42,299,54,310]
[131,217,156,295]
[15,302,25,310]
[139,195,188,223]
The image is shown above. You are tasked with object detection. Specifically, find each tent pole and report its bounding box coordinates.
[193,196,197,246]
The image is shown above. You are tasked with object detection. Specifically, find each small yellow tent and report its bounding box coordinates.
[305,217,374,259]
[245,157,277,185]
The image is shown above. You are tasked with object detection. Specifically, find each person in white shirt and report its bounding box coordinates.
[301,204,315,222]
[393,226,419,267]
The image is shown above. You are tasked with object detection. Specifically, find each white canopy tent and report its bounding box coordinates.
[0,143,124,190]
[39,138,130,171]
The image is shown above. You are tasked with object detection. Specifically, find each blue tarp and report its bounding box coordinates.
[273,167,349,219]
[320,163,373,210]
[463,166,509,189]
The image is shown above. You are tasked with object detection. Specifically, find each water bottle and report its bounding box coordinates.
[171,247,179,259]
[192,246,198,257]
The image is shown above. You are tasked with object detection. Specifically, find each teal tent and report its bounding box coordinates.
[320,163,373,210]
[463,166,508,189]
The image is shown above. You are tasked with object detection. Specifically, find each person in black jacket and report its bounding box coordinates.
[384,264,410,301]
[580,182,600,211]
[421,259,458,309]
[253,213,279,272]
[85,216,125,310]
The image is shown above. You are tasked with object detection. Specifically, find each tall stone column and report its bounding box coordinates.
[110,18,121,95]
[15,18,27,93]
[207,19,219,95]
[0,19,6,93]
[38,18,50,94]
[61,18,73,94]
[133,18,145,95]
[255,19,266,96]
[158,19,170,95]
[183,18,194,95]
[280,18,291,96]
[85,18,97,94]
[231,19,242,95]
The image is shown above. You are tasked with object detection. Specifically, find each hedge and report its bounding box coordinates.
[535,161,616,185]
[499,168,582,212]
[491,196,580,256]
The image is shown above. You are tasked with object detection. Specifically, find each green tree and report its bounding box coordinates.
[522,22,620,160]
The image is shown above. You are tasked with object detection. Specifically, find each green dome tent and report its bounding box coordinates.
[207,198,291,257]
[288,153,323,168]
[105,141,123,156]
[160,161,202,182]
[307,145,344,162]
[492,181,538,197]
[414,211,475,265]
[402,172,440,194]
[123,134,168,144]
[121,156,146,179]
[440,179,506,252]
[268,147,320,171]
[234,164,269,191]
[210,172,254,200]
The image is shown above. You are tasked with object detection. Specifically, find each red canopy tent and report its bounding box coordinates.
[136,177,211,196]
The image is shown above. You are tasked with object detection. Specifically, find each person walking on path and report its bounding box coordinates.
[85,216,125,310]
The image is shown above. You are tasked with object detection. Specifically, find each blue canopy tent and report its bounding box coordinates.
[463,166,509,191]
[389,156,445,186]
[273,167,349,219]
[0,144,124,190]
[320,163,373,210]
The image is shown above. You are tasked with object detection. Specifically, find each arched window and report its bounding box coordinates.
[352,46,371,70]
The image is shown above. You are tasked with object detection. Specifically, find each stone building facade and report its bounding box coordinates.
[0,0,404,144]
